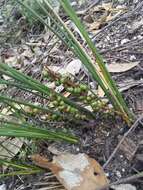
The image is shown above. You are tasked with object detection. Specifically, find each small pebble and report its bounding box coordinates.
[137,35,142,40]
[106,132,110,137]
[121,39,129,45]
[134,0,138,3]
[105,173,110,177]
[133,36,137,40]
[130,55,136,61]
[120,155,123,158]
[116,170,122,178]
[106,36,110,41]
[76,147,80,152]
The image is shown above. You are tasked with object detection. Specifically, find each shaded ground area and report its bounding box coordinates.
[0,0,143,189]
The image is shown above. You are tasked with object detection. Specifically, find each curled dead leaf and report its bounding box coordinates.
[31,153,109,190]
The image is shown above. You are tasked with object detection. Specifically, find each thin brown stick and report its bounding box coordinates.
[85,0,100,12]
[111,171,143,186]
[103,116,143,169]
[97,171,143,190]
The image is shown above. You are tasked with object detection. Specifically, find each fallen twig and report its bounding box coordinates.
[97,171,143,190]
[103,115,143,169]
[111,171,143,186]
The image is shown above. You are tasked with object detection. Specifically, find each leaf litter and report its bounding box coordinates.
[0,0,143,190]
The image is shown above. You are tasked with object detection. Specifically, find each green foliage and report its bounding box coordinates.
[19,0,47,23]
[0,0,134,177]
[17,0,60,23]
[0,0,133,152]
[0,121,78,143]
[0,159,43,177]
[17,0,133,123]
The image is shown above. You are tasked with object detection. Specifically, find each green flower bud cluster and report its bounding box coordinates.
[42,70,55,82]
[50,94,86,120]
[66,84,88,94]
[42,69,60,82]
[43,113,60,121]
[42,70,49,78]
[91,101,107,112]
[51,114,60,120]
[55,76,70,87]
[78,91,107,112]
[79,93,95,102]
[55,77,107,113]
[54,75,88,94]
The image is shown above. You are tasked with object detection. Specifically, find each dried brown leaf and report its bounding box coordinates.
[32,153,109,190]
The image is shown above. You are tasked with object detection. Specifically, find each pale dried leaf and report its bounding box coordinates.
[102,3,112,11]
[0,137,23,162]
[130,18,143,33]
[112,184,136,190]
[118,79,142,92]
[0,107,12,116]
[97,86,105,97]
[118,137,138,160]
[106,62,138,73]
[90,22,101,30]
[0,84,7,91]
[0,184,6,190]
[105,13,113,22]
[89,3,126,34]
[93,3,112,12]
[2,75,11,80]
[49,59,82,76]
[65,59,82,75]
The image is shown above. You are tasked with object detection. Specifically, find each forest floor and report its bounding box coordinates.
[0,0,143,190]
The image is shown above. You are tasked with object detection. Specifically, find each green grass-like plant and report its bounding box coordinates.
[0,0,134,144]
[0,120,78,143]
[17,0,133,122]
[0,0,134,145]
[0,0,134,177]
[0,159,43,177]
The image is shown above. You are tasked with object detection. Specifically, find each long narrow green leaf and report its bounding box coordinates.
[14,0,133,122]
[0,94,61,116]
[0,63,95,118]
[17,0,121,118]
[0,170,42,177]
[17,0,109,96]
[39,0,133,121]
[0,159,34,170]
[0,159,43,177]
[35,0,120,115]
[42,0,109,93]
[0,79,49,100]
[0,122,78,143]
[60,0,133,120]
